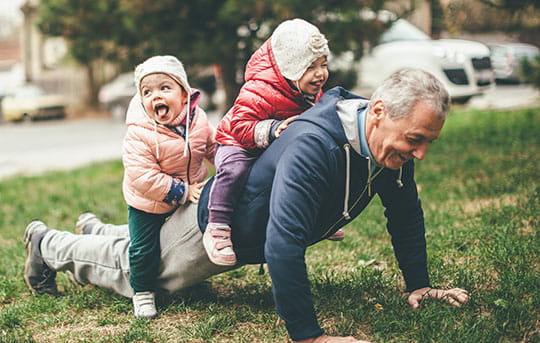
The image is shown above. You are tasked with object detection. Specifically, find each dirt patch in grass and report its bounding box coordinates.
[459,194,519,216]
[32,322,129,342]
[30,311,203,342]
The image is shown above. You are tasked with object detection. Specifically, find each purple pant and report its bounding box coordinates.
[208,145,261,225]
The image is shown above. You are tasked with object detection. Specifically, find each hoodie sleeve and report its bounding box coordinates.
[264,133,335,341]
[377,161,430,292]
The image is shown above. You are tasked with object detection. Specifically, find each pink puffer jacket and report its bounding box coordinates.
[122,91,215,214]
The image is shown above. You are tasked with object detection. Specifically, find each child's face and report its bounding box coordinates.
[297,56,329,96]
[140,73,187,125]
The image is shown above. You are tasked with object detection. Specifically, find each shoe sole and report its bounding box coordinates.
[202,231,237,267]
[24,225,43,294]
[23,221,55,294]
[327,235,345,242]
[23,240,38,293]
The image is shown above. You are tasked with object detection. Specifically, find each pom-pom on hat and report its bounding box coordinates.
[270,18,330,81]
[134,55,191,95]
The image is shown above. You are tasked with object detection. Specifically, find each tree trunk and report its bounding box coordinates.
[219,59,242,113]
[85,62,99,108]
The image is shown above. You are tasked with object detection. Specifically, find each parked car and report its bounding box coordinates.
[356,18,494,103]
[98,72,136,121]
[1,84,66,122]
[488,42,540,83]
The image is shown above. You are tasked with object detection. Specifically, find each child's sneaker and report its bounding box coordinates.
[202,224,237,266]
[133,291,157,319]
[327,229,345,241]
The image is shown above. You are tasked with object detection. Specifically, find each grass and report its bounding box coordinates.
[0,106,539,342]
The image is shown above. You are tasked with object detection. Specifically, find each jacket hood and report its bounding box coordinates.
[126,88,202,128]
[244,39,321,101]
[297,87,367,146]
[296,87,403,218]
[335,96,370,155]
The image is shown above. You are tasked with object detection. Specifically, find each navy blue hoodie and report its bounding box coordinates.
[198,87,430,341]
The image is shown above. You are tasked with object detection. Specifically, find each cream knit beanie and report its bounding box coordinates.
[270,18,330,81]
[134,55,191,96]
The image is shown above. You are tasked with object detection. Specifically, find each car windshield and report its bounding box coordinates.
[14,85,44,99]
[379,19,431,44]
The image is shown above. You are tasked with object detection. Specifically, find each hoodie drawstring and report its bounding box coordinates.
[342,144,351,220]
[396,167,403,188]
[367,157,372,197]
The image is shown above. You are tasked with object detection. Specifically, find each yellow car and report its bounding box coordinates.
[2,84,66,122]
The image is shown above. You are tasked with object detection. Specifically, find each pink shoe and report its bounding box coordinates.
[327,229,345,241]
[203,224,237,266]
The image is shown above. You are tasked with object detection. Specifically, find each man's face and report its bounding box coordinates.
[366,100,445,170]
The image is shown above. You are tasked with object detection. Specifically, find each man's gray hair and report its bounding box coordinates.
[367,69,451,120]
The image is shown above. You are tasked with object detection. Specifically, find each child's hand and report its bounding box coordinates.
[275,115,299,138]
[187,181,206,204]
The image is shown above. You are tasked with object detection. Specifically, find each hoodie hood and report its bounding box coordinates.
[297,87,366,145]
[297,86,403,219]
[335,98,370,155]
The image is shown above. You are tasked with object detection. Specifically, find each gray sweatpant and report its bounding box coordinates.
[40,204,231,298]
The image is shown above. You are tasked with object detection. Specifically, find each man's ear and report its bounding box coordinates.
[370,100,386,123]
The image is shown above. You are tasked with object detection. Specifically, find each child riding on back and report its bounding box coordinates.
[204,18,343,267]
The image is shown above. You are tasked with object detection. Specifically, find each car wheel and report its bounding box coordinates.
[452,96,472,105]
[22,113,32,122]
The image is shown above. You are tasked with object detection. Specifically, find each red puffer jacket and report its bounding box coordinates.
[215,39,323,150]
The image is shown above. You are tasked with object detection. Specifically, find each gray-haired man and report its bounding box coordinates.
[24,69,468,343]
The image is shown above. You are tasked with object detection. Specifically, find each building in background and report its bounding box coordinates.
[19,0,86,114]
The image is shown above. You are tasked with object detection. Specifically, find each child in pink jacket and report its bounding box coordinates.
[204,19,343,267]
[122,55,215,319]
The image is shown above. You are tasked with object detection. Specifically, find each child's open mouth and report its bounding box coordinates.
[155,105,169,117]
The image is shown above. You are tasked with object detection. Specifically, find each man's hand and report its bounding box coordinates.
[186,181,206,204]
[294,335,371,343]
[408,287,469,309]
[275,115,300,138]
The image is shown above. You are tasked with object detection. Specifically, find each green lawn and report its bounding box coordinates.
[0,106,538,342]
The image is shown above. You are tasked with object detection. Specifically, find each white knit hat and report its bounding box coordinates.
[134,55,191,96]
[270,18,330,81]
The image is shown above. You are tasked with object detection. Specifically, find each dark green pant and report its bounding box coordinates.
[128,206,171,292]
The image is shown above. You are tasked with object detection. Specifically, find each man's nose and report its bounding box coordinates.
[412,143,428,160]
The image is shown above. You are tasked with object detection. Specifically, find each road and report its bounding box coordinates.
[0,118,127,179]
[0,85,538,180]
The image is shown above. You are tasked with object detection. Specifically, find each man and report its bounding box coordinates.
[24,69,468,343]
